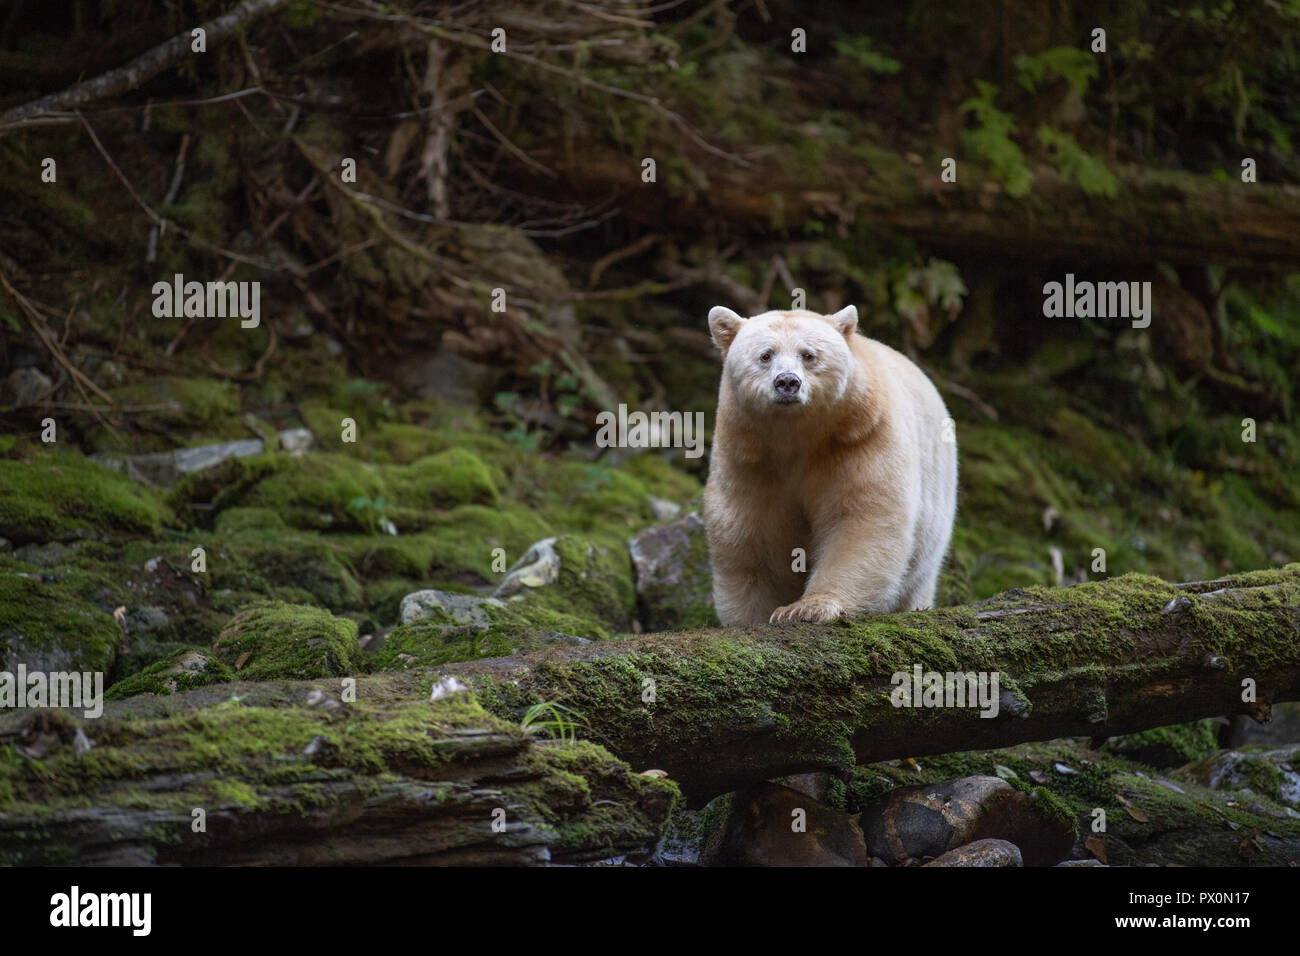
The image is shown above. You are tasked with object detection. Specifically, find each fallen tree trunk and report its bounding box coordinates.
[536,147,1300,270]
[450,566,1300,805]
[2,567,1296,863]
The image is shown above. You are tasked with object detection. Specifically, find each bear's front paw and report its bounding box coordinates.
[769,595,843,624]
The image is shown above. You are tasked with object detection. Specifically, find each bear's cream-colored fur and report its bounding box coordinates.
[703,305,958,625]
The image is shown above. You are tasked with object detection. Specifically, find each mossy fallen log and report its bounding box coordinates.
[0,694,678,865]
[451,566,1300,805]
[3,567,1296,863]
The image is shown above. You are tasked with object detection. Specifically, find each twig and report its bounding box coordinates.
[0,0,293,130]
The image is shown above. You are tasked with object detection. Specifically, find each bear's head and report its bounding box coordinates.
[708,305,859,412]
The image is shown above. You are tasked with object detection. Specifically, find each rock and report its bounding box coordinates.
[923,838,1023,867]
[13,541,76,567]
[1055,858,1108,867]
[494,537,562,599]
[212,602,360,681]
[124,606,170,635]
[627,511,717,631]
[648,495,682,522]
[1176,749,1300,807]
[95,438,264,486]
[0,537,10,553]
[859,775,1075,867]
[700,782,870,867]
[105,647,235,700]
[4,367,52,406]
[400,589,505,626]
[277,427,314,457]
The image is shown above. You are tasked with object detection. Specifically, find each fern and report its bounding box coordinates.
[1014,46,1098,96]
[1037,125,1119,197]
[959,82,1032,197]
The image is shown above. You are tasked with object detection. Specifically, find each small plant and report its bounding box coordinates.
[959,81,1032,197]
[1037,125,1119,197]
[520,701,587,743]
[1014,46,1098,96]
[832,35,902,74]
[346,495,397,535]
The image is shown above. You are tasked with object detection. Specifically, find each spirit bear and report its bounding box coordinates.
[703,305,958,625]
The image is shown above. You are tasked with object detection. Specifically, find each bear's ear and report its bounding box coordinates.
[708,306,746,353]
[830,304,858,338]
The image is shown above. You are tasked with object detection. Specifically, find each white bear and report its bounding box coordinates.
[703,305,958,625]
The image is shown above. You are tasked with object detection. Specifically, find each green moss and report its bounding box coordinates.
[208,533,364,610]
[383,448,498,509]
[105,648,236,700]
[213,507,287,536]
[0,558,124,673]
[212,601,361,680]
[228,452,387,531]
[0,454,169,545]
[1104,719,1221,768]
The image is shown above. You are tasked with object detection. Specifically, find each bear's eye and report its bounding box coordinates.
[801,350,816,363]
[759,349,773,363]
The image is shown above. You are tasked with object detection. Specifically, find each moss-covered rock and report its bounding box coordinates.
[0,559,124,673]
[212,601,361,680]
[383,447,498,509]
[495,535,636,632]
[0,455,169,545]
[628,512,717,631]
[1103,719,1221,768]
[105,647,236,700]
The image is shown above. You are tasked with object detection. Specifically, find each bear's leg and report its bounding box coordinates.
[713,565,793,626]
[770,516,912,624]
[895,564,942,611]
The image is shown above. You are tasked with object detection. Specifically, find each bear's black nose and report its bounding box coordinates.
[773,372,802,398]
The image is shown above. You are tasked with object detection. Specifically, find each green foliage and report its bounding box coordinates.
[1036,125,1119,197]
[1014,46,1098,96]
[959,82,1031,197]
[832,35,902,74]
[521,701,588,743]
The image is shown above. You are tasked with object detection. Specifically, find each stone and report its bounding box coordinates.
[859,775,1075,867]
[700,782,870,867]
[1176,749,1300,807]
[494,537,561,599]
[95,438,264,486]
[277,428,314,457]
[627,511,716,631]
[399,589,505,626]
[648,495,682,522]
[923,838,1023,867]
[4,367,52,406]
[124,606,170,635]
